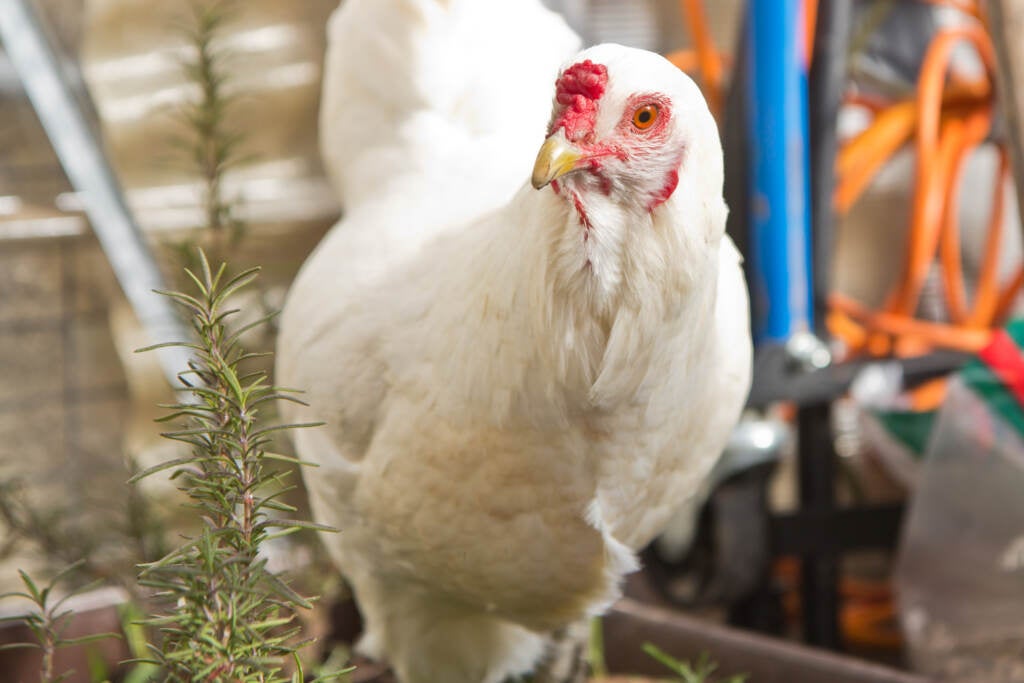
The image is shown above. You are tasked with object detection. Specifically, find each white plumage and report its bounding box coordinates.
[276,2,752,681]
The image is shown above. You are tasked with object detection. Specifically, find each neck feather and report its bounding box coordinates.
[524,185,713,408]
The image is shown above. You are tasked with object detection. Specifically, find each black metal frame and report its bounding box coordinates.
[719,0,965,650]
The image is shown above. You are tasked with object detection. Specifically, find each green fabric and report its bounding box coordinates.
[872,409,936,458]
[962,318,1024,437]
[868,319,1024,453]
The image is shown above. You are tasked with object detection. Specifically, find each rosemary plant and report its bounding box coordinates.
[0,561,119,683]
[168,0,248,272]
[133,252,344,682]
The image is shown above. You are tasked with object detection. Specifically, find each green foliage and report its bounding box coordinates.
[133,251,346,682]
[643,643,747,683]
[0,561,120,683]
[118,603,162,683]
[166,0,249,273]
[587,616,608,679]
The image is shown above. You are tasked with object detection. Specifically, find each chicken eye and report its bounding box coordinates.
[632,104,659,130]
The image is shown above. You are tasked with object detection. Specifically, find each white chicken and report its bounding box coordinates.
[276,1,752,682]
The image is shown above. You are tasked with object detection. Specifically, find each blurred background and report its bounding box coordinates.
[2,0,1024,681]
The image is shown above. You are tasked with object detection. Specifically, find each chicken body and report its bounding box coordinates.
[277,3,751,682]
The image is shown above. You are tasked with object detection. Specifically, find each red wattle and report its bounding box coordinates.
[649,169,679,210]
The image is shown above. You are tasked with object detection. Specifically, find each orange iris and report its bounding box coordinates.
[632,104,659,130]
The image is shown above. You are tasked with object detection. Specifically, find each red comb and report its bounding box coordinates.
[550,60,609,141]
[555,60,608,104]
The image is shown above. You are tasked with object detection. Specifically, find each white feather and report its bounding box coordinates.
[277,6,750,682]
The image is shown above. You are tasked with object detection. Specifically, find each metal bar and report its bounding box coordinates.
[771,504,905,556]
[985,0,1024,249]
[807,0,853,338]
[745,0,814,342]
[0,0,191,388]
[723,12,751,284]
[798,401,842,650]
[747,347,970,407]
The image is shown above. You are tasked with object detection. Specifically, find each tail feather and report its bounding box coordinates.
[318,0,580,207]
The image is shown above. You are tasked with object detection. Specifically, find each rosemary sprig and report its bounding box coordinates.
[0,561,120,683]
[133,251,346,682]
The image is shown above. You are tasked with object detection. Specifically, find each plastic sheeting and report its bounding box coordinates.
[897,331,1024,681]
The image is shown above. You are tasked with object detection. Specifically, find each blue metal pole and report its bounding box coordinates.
[746,0,814,344]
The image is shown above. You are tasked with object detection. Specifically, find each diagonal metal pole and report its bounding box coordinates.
[985,0,1024,249]
[0,0,192,389]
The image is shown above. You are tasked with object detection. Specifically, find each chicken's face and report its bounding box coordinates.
[532,44,711,218]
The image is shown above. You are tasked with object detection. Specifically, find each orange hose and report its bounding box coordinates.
[834,90,990,213]
[669,0,1019,362]
[888,25,996,313]
[885,114,961,317]
[834,19,1014,359]
[938,106,993,323]
[805,0,818,67]
[908,377,949,411]
[665,49,732,76]
[831,294,992,352]
[679,0,723,119]
[835,100,918,213]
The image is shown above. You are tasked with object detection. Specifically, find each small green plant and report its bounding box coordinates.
[167,0,249,272]
[0,561,120,683]
[118,602,162,683]
[643,643,747,683]
[131,251,347,682]
[165,0,281,345]
[587,616,608,679]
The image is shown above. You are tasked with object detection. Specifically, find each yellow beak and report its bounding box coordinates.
[531,133,583,189]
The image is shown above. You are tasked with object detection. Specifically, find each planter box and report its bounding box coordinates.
[0,592,934,683]
[337,597,934,683]
[603,599,934,683]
